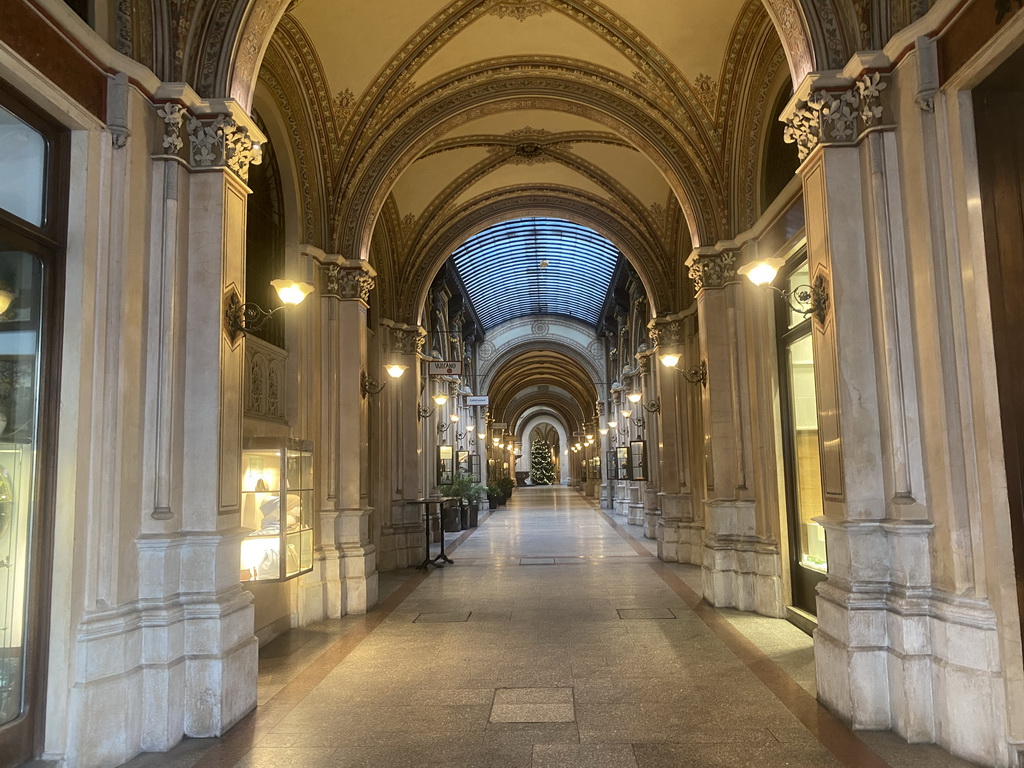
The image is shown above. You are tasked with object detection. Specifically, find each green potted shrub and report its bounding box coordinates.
[486,482,504,509]
[439,472,472,531]
[497,476,515,501]
[464,482,485,527]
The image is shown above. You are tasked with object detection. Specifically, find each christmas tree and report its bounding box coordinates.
[530,440,555,485]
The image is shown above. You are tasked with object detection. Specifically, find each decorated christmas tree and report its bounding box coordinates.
[530,440,555,485]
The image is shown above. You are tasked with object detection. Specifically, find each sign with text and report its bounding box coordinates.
[428,360,463,375]
[491,422,507,431]
[466,396,489,406]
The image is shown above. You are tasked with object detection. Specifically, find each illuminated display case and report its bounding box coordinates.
[240,438,314,582]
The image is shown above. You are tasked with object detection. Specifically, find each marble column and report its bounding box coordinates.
[690,252,782,616]
[651,311,697,561]
[319,259,378,614]
[383,322,426,568]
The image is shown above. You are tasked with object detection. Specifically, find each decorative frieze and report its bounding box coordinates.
[688,253,736,291]
[319,260,377,302]
[783,72,891,161]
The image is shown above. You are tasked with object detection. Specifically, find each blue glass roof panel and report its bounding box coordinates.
[451,218,620,330]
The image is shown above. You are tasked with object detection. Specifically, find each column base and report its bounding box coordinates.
[815,517,1010,766]
[701,500,784,617]
[656,492,692,562]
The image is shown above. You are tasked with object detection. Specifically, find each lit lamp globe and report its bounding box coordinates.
[450,413,460,423]
[659,353,681,368]
[270,279,315,305]
[627,392,642,404]
[466,424,475,433]
[599,428,608,436]
[621,409,632,419]
[433,393,448,406]
[0,287,14,315]
[737,257,785,287]
[607,420,617,429]
[385,364,408,379]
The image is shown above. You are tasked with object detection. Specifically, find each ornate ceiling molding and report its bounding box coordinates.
[329,61,725,262]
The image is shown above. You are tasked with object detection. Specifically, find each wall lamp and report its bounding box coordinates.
[658,353,707,386]
[627,390,661,414]
[226,279,315,341]
[417,392,449,420]
[361,364,408,397]
[737,257,830,324]
[437,412,459,436]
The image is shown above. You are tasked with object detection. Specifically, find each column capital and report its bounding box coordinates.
[687,252,737,292]
[781,70,893,162]
[152,90,266,183]
[317,258,377,303]
[383,321,427,356]
[649,309,697,348]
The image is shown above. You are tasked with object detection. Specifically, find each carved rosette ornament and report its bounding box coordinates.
[391,326,426,356]
[688,253,737,292]
[319,260,376,302]
[783,72,890,161]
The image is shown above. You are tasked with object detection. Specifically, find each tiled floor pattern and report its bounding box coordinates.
[120,487,981,768]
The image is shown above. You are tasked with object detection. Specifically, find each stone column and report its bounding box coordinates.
[319,259,378,614]
[639,352,661,538]
[383,322,426,568]
[690,252,781,616]
[651,311,696,561]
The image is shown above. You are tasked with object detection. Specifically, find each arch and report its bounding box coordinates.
[330,61,726,258]
[520,413,571,485]
[479,331,604,398]
[406,189,672,326]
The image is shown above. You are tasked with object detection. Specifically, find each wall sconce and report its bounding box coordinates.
[658,353,707,386]
[417,392,449,420]
[225,279,314,341]
[361,363,408,397]
[737,257,830,324]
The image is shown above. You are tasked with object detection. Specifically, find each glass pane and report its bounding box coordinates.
[786,333,826,572]
[0,107,47,226]
[786,261,811,329]
[0,250,43,727]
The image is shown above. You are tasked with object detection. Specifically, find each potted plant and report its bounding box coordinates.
[439,472,472,531]
[487,482,504,509]
[464,482,485,527]
[497,476,515,502]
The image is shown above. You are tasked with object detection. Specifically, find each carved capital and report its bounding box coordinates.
[187,114,263,181]
[688,253,736,292]
[391,325,426,356]
[155,103,262,182]
[319,259,376,302]
[650,314,687,348]
[783,72,891,161]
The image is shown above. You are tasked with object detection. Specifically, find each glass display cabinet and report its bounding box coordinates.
[240,438,314,582]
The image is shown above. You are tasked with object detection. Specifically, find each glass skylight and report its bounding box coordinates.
[451,217,620,330]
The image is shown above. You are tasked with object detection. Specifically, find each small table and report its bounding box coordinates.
[406,497,457,569]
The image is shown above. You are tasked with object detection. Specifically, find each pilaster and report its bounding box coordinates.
[318,258,379,614]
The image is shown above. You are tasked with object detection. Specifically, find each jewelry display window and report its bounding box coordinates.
[240,438,314,582]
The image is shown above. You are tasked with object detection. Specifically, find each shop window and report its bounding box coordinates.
[778,257,827,616]
[0,83,66,763]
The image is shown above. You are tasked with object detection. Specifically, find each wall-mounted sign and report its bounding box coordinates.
[466,396,489,406]
[491,422,507,430]
[428,361,463,375]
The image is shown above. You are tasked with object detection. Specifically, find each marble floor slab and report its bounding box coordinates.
[118,487,982,768]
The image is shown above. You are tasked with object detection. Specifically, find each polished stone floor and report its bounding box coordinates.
[121,487,980,768]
